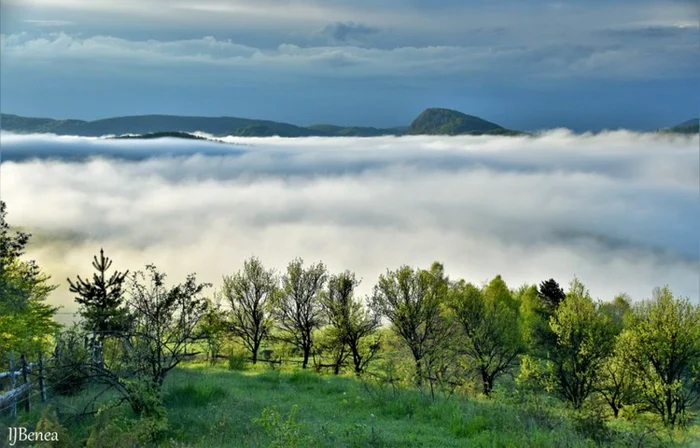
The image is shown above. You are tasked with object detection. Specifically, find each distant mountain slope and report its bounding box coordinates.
[664,118,699,134]
[1,109,517,137]
[407,108,514,135]
[113,131,210,141]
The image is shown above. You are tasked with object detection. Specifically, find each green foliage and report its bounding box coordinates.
[371,262,452,385]
[548,277,616,408]
[67,248,131,338]
[49,324,91,396]
[447,278,523,396]
[254,405,311,448]
[407,108,508,135]
[322,270,381,375]
[124,265,211,387]
[618,287,700,426]
[538,279,566,314]
[273,258,327,369]
[228,351,249,371]
[86,404,167,447]
[34,407,72,448]
[221,256,278,364]
[598,342,639,418]
[0,200,59,363]
[518,285,547,350]
[199,299,228,365]
[164,382,227,408]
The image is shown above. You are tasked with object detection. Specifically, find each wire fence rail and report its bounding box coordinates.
[0,332,100,418]
[0,352,52,418]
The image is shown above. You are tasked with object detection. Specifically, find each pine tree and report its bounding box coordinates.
[68,249,130,338]
[537,278,565,314]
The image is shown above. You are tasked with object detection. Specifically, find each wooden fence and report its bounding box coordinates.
[0,352,50,418]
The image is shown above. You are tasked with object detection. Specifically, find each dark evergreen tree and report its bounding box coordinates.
[537,279,566,313]
[68,249,130,338]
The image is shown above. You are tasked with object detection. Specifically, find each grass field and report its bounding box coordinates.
[4,360,699,447]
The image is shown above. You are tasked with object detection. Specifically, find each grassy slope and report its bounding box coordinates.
[6,362,699,447]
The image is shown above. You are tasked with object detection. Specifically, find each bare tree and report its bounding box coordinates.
[322,271,380,375]
[221,256,278,363]
[273,258,327,369]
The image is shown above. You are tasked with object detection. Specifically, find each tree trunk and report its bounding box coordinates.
[302,347,310,369]
[481,370,493,397]
[252,343,259,364]
[415,358,423,386]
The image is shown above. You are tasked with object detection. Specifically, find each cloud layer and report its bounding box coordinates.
[1,132,698,320]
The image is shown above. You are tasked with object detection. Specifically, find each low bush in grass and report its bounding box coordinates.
[228,352,248,371]
[164,382,228,408]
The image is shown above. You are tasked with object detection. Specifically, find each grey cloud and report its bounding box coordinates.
[320,21,379,44]
[23,19,75,27]
[2,132,698,315]
[2,32,698,81]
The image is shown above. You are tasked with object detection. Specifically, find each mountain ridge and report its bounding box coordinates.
[0,109,519,137]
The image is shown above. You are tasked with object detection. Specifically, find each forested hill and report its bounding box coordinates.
[663,118,699,135]
[0,108,518,137]
[407,108,519,135]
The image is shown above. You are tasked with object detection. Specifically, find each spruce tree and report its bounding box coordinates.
[68,249,130,338]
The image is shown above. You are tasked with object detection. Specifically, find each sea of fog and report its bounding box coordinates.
[1,130,698,319]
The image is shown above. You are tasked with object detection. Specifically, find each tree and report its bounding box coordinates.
[199,298,228,365]
[538,279,565,314]
[221,256,278,364]
[598,344,638,418]
[0,200,58,363]
[321,271,381,375]
[371,262,451,385]
[600,293,632,336]
[124,265,211,387]
[68,249,130,340]
[549,277,615,409]
[447,277,523,396]
[518,285,546,351]
[273,258,327,369]
[619,287,700,426]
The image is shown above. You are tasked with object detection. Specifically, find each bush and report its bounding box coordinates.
[48,327,90,396]
[253,405,311,448]
[228,352,248,371]
[34,407,72,448]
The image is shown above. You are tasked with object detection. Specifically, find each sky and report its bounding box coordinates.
[1,131,698,320]
[0,0,698,131]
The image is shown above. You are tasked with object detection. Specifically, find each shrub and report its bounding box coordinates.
[34,407,72,448]
[228,352,248,371]
[48,327,90,396]
[253,405,311,448]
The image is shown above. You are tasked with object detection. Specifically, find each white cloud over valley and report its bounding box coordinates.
[1,132,698,319]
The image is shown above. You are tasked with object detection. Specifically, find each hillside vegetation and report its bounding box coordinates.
[0,108,515,138]
[662,118,699,135]
[1,200,699,447]
[407,108,509,135]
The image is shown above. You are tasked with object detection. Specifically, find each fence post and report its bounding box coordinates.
[20,354,30,412]
[91,331,97,365]
[9,353,17,418]
[38,350,47,402]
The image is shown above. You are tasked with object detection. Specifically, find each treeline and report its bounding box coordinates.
[1,199,699,439]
